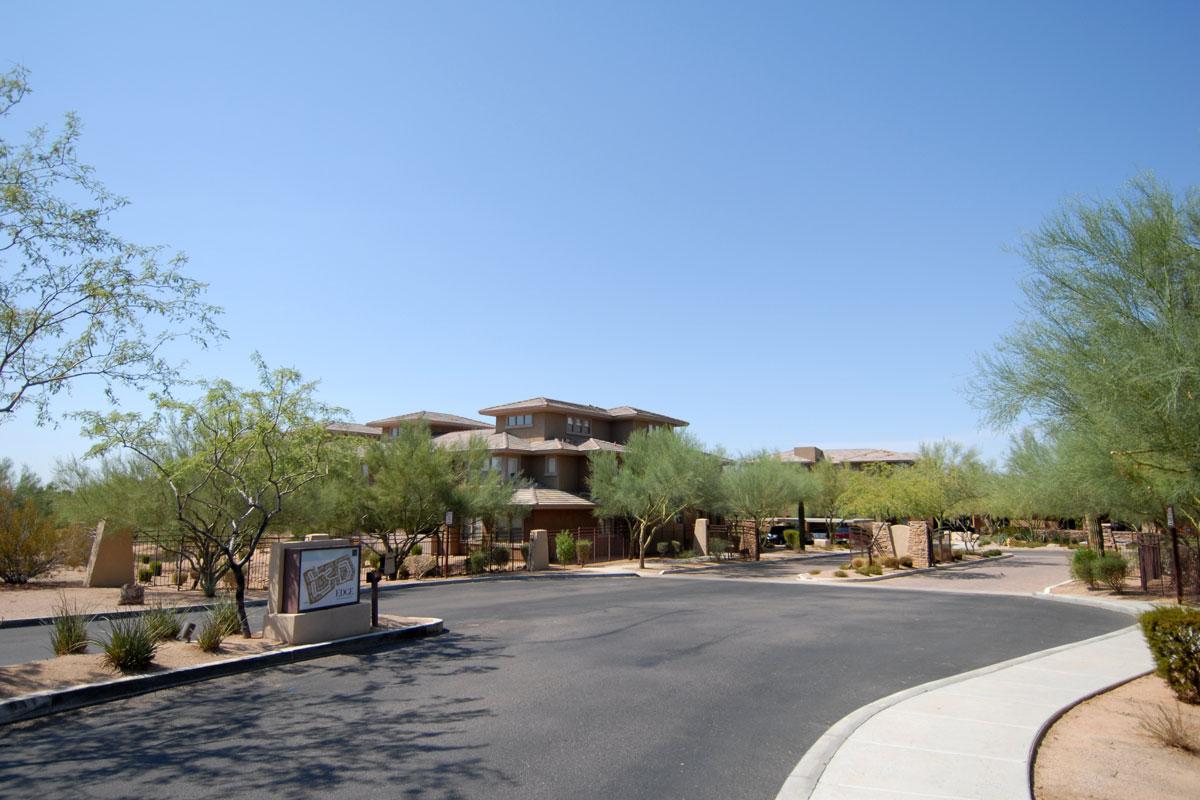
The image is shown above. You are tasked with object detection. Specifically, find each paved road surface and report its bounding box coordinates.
[0,575,1128,800]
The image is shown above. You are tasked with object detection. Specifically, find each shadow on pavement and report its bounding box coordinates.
[0,632,511,800]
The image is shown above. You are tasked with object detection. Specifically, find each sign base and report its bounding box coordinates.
[264,602,371,645]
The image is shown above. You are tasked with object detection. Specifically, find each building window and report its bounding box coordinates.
[546,456,557,476]
[506,414,532,428]
[567,416,591,435]
[507,457,521,477]
[490,456,503,472]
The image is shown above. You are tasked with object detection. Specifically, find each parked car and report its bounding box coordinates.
[765,525,814,546]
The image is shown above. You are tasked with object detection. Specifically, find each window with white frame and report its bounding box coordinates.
[567,416,591,435]
[546,456,557,476]
[506,414,533,428]
[490,455,503,472]
[507,457,521,477]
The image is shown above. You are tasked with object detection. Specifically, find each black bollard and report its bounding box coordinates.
[366,570,381,627]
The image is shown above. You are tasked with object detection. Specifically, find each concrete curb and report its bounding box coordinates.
[0,617,444,727]
[774,625,1140,800]
[0,570,642,629]
[0,598,270,630]
[793,553,1014,584]
[1032,584,1158,616]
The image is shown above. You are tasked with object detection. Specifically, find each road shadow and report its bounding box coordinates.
[0,632,513,800]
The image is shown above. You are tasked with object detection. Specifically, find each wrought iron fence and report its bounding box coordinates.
[131,534,281,591]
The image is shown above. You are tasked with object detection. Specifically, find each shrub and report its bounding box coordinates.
[172,570,187,587]
[882,556,899,569]
[783,530,800,550]
[707,537,730,558]
[101,615,157,672]
[851,557,866,569]
[981,549,1003,558]
[833,569,848,577]
[656,541,671,557]
[555,531,577,565]
[1138,701,1199,753]
[1140,607,1200,704]
[150,560,163,576]
[141,554,151,564]
[144,603,183,641]
[839,562,852,569]
[671,540,681,554]
[363,549,381,570]
[809,569,821,575]
[403,554,439,579]
[490,546,511,569]
[0,492,64,584]
[466,551,489,575]
[900,556,913,567]
[60,524,94,568]
[576,540,593,565]
[196,615,225,652]
[1096,553,1129,592]
[48,599,90,655]
[1071,548,1100,588]
[677,548,698,559]
[138,567,155,583]
[410,543,423,556]
[868,564,883,575]
[209,598,242,637]
[519,543,530,561]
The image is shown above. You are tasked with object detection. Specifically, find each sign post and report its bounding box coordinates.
[1167,505,1184,605]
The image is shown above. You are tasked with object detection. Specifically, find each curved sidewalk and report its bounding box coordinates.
[779,622,1154,800]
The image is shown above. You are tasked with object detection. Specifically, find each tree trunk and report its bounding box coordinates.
[797,500,806,551]
[638,523,647,570]
[1085,514,1104,553]
[232,563,252,638]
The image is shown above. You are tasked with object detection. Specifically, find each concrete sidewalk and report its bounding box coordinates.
[779,626,1154,800]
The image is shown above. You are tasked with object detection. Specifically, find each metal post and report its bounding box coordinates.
[1167,505,1184,605]
[366,570,380,627]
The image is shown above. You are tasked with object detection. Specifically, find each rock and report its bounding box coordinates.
[119,583,145,605]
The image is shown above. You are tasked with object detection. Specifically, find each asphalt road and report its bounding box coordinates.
[0,575,1129,800]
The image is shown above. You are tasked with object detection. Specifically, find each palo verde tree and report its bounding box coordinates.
[588,426,722,569]
[77,359,337,636]
[836,464,911,564]
[1,66,223,424]
[806,459,848,541]
[720,453,804,559]
[353,422,524,576]
[977,175,1200,529]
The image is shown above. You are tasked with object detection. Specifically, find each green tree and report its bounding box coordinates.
[588,427,722,569]
[77,359,336,635]
[807,460,847,543]
[977,176,1200,528]
[353,422,524,576]
[720,453,803,559]
[1,66,223,424]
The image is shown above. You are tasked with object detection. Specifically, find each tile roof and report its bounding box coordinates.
[478,397,687,426]
[825,448,918,464]
[432,430,625,454]
[510,487,597,509]
[365,411,493,429]
[325,422,383,437]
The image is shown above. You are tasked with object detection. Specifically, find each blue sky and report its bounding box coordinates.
[3,1,1199,478]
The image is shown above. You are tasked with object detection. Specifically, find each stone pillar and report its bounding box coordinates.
[871,522,897,559]
[907,519,932,568]
[85,521,135,588]
[527,529,550,571]
[694,519,709,555]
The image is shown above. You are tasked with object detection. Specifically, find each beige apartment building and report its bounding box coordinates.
[331,397,688,538]
[776,445,917,469]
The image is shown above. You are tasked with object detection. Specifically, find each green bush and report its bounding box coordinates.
[48,599,90,655]
[833,569,848,577]
[140,554,151,564]
[410,543,423,556]
[882,556,899,569]
[677,548,698,559]
[869,563,883,575]
[671,540,681,554]
[1096,553,1129,592]
[196,615,225,652]
[839,562,852,569]
[707,537,730,558]
[209,598,242,637]
[656,541,671,557]
[150,560,163,576]
[575,540,593,565]
[900,556,913,567]
[0,493,65,584]
[1071,548,1100,588]
[138,567,154,583]
[519,543,530,561]
[144,603,183,641]
[555,531,576,565]
[981,549,1003,557]
[783,529,800,550]
[363,549,381,570]
[101,615,157,672]
[172,570,187,587]
[1140,607,1200,704]
[490,546,511,569]
[466,551,489,575]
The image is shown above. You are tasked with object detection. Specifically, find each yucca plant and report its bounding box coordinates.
[196,615,225,653]
[101,615,158,672]
[48,598,91,655]
[144,603,183,641]
[209,597,242,637]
